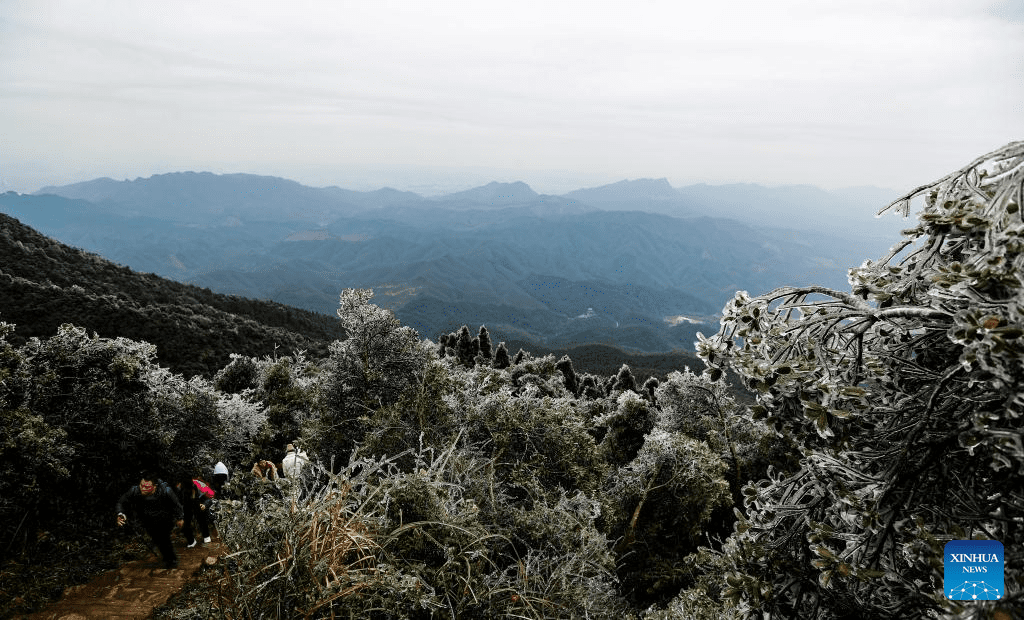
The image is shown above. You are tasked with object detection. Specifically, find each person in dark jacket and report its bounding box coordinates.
[116,471,184,568]
[175,476,214,548]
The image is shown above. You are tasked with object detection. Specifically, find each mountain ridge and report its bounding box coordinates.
[33,170,902,231]
[9,171,912,353]
[0,210,346,377]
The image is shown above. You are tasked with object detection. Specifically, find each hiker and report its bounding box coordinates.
[116,471,184,568]
[281,443,309,478]
[212,461,229,493]
[251,459,279,480]
[176,476,214,547]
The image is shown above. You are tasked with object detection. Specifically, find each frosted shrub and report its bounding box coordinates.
[604,428,731,604]
[595,390,657,466]
[461,389,605,498]
[655,368,797,490]
[216,392,266,465]
[699,142,1024,617]
[216,441,628,619]
[214,353,260,393]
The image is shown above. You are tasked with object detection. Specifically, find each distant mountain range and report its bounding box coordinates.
[3,172,913,352]
[35,172,904,235]
[0,211,710,384]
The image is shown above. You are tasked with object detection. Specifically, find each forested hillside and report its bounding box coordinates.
[2,144,1021,619]
[0,212,345,377]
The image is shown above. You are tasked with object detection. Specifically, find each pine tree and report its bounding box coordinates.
[555,355,579,396]
[612,364,637,394]
[455,325,479,366]
[493,341,511,369]
[478,325,493,359]
[642,376,659,402]
[580,375,604,400]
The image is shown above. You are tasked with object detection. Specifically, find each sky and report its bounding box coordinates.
[2,0,1022,196]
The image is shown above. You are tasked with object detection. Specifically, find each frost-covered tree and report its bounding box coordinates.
[332,289,425,400]
[478,325,493,359]
[250,359,306,458]
[0,323,222,575]
[597,390,657,467]
[612,363,638,394]
[318,289,428,460]
[604,428,731,605]
[698,142,1024,618]
[214,353,260,394]
[556,354,580,396]
[493,341,511,369]
[0,323,73,559]
[215,391,267,467]
[580,374,605,400]
[642,376,659,402]
[455,325,479,366]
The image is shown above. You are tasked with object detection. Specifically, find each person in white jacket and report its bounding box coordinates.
[281,443,309,478]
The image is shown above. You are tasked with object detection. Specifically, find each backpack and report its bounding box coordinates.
[193,479,215,499]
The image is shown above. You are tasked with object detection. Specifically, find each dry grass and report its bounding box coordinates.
[217,482,386,620]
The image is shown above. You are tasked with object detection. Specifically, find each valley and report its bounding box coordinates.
[1,173,906,354]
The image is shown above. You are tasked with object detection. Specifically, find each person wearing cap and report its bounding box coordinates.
[116,471,185,568]
[212,461,229,493]
[281,443,309,478]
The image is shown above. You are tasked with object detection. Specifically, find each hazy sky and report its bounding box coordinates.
[2,0,1022,195]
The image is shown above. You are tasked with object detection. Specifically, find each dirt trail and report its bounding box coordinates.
[20,540,226,620]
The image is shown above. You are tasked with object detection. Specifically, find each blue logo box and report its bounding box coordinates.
[944,540,1004,601]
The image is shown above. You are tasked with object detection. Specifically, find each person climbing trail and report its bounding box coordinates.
[176,475,214,548]
[116,471,184,569]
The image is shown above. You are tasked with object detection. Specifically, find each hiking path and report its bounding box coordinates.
[19,539,226,620]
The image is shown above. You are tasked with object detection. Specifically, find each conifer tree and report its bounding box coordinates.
[455,325,479,366]
[478,325,493,359]
[493,341,511,369]
[555,355,579,396]
[613,364,638,394]
[580,374,604,400]
[642,376,659,402]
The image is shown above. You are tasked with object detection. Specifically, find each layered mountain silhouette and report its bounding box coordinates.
[4,172,909,352]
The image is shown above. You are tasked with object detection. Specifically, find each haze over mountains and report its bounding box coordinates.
[2,172,908,352]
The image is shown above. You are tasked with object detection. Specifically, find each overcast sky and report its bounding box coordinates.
[2,0,1022,195]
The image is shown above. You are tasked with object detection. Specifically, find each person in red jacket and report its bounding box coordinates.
[116,471,184,568]
[175,475,214,548]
